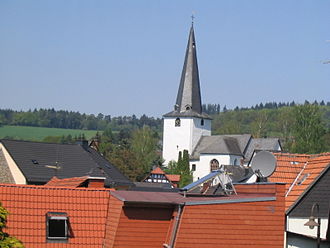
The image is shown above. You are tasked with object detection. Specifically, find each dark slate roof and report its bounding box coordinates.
[163,109,211,119]
[191,135,281,161]
[191,135,248,159]
[163,24,210,120]
[288,163,330,218]
[244,138,281,162]
[1,139,132,186]
[87,147,133,187]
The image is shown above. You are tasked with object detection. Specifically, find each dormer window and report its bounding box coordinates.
[175,118,181,127]
[46,212,70,242]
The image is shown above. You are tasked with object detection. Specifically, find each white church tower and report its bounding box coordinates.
[162,24,212,165]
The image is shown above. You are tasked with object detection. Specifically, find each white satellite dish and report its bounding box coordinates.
[251,151,277,178]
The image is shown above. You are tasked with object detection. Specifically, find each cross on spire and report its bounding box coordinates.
[191,13,195,25]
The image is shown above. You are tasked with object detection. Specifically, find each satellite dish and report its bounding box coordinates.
[251,151,276,178]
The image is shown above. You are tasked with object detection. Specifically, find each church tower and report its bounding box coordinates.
[162,24,211,164]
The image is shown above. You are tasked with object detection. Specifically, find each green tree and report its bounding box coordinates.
[251,110,269,138]
[0,202,24,248]
[164,160,180,175]
[291,104,326,154]
[177,151,183,170]
[131,126,159,179]
[172,150,193,188]
[179,150,193,187]
[105,144,143,181]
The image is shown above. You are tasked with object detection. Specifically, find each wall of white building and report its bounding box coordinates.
[190,154,243,181]
[287,217,328,240]
[0,143,26,184]
[162,116,211,165]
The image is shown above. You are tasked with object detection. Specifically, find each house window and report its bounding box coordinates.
[46,212,69,242]
[175,118,181,127]
[191,164,196,171]
[233,158,238,165]
[210,159,219,172]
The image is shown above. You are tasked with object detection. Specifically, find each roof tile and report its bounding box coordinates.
[0,183,111,248]
[269,152,330,210]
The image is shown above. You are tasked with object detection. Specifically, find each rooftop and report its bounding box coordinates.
[0,139,132,186]
[269,152,330,210]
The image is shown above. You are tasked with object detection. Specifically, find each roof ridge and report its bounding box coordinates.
[0,183,112,192]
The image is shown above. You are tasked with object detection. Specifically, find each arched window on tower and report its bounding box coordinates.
[201,118,204,126]
[175,118,181,127]
[210,159,219,172]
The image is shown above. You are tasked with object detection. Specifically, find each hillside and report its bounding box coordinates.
[0,125,98,142]
[1,102,330,152]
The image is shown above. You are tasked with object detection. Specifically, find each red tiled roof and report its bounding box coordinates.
[0,183,111,248]
[0,183,285,248]
[150,167,166,174]
[110,184,285,248]
[269,152,330,210]
[166,174,180,182]
[146,167,181,187]
[176,198,285,247]
[45,176,89,187]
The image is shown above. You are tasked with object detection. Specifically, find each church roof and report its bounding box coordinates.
[191,135,245,159]
[244,138,281,162]
[164,24,211,120]
[191,135,279,161]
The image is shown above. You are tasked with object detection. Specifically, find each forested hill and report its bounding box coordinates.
[207,101,330,152]
[0,108,162,132]
[1,100,330,153]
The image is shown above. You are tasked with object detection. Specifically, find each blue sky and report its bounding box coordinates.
[0,1,329,117]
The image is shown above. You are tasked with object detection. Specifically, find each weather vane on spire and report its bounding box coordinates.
[191,12,195,25]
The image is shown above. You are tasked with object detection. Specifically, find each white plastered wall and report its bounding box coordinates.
[0,143,26,184]
[190,154,243,181]
[162,116,211,165]
[287,217,328,240]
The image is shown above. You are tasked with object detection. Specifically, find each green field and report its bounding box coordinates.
[0,125,99,141]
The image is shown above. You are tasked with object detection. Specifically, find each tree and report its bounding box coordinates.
[0,202,24,248]
[174,150,193,188]
[105,144,143,181]
[251,110,269,138]
[291,104,326,154]
[165,160,180,175]
[130,126,159,180]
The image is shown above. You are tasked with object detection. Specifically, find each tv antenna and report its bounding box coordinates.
[250,151,277,182]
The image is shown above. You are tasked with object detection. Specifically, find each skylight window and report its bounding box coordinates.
[296,173,310,185]
[46,212,70,242]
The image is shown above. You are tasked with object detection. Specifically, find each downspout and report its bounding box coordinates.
[165,204,184,248]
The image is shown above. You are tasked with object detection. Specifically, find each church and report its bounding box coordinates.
[162,23,281,181]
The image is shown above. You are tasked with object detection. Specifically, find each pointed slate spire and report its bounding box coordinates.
[175,24,202,114]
